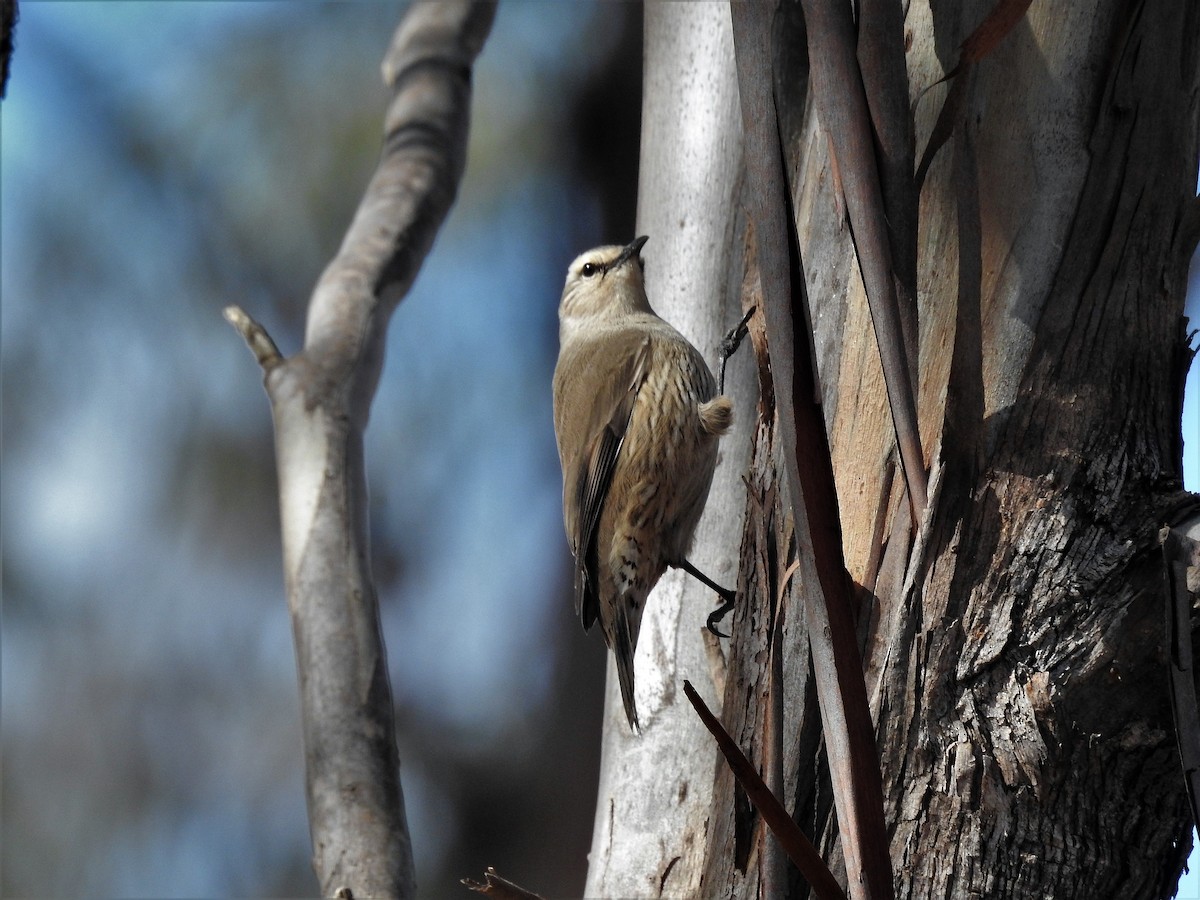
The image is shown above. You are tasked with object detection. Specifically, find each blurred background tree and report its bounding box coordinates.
[1,2,641,895]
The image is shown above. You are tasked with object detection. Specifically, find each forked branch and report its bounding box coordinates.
[226,4,495,897]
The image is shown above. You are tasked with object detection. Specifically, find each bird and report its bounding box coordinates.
[552,235,734,731]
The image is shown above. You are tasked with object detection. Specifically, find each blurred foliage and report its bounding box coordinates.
[1,2,640,896]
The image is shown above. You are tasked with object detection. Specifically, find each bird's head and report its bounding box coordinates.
[559,236,650,334]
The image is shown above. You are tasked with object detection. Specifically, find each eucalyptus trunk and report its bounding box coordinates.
[587,1,1200,897]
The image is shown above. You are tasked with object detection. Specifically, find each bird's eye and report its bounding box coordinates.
[581,262,597,277]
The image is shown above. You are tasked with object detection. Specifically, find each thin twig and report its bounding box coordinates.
[461,867,545,900]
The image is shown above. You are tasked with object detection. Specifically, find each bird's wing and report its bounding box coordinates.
[553,332,653,632]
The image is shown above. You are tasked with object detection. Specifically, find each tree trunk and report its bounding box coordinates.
[583,4,754,895]
[588,1,1200,897]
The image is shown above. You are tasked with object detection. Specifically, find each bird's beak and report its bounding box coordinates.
[611,235,649,270]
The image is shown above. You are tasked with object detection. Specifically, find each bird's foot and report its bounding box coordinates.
[675,558,737,638]
[718,306,756,394]
[706,595,736,639]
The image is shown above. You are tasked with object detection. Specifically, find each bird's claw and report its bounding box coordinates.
[718,307,756,394]
[706,595,736,638]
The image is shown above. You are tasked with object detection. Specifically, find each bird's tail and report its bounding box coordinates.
[610,602,640,732]
[699,396,733,435]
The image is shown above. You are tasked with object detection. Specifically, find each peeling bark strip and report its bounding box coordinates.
[685,680,847,900]
[914,0,1033,191]
[731,4,894,900]
[799,0,927,522]
[957,0,1036,68]
[856,0,918,383]
[226,4,495,897]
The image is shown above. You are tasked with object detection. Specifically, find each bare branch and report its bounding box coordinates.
[230,4,495,897]
[223,305,283,371]
[306,2,497,376]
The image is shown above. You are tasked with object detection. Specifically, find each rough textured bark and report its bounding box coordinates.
[790,0,1200,895]
[591,0,1200,897]
[227,4,495,897]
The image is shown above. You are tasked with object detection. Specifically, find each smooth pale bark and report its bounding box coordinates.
[228,5,494,897]
[584,4,752,896]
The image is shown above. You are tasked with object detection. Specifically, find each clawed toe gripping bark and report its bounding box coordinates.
[674,558,737,638]
[718,306,756,395]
